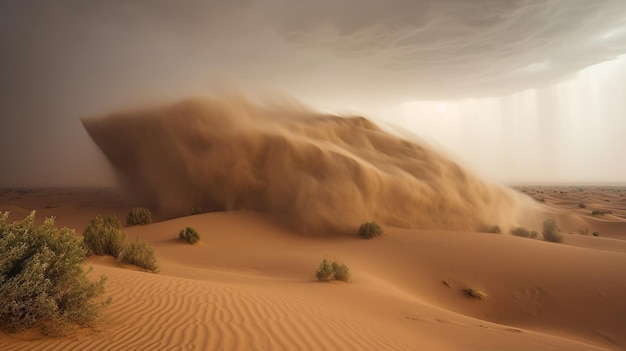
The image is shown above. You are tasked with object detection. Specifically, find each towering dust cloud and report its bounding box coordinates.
[82,96,534,233]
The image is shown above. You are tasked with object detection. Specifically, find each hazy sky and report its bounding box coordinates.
[1,0,626,185]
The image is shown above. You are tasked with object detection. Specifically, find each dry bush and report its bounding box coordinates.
[83,215,126,257]
[358,221,383,239]
[126,207,152,226]
[118,237,158,272]
[179,227,200,244]
[0,212,109,335]
[542,219,563,243]
[315,258,350,282]
[511,227,537,238]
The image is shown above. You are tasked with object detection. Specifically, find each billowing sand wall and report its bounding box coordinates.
[82,96,532,233]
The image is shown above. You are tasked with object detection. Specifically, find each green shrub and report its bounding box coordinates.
[511,227,538,239]
[511,227,530,237]
[542,219,563,243]
[315,258,350,282]
[0,211,109,335]
[179,227,200,244]
[578,203,586,209]
[462,288,489,300]
[315,258,333,281]
[358,221,383,239]
[593,231,600,237]
[118,237,158,272]
[83,215,126,257]
[126,207,152,226]
[331,262,351,282]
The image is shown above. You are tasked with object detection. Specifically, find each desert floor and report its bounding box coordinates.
[1,185,625,350]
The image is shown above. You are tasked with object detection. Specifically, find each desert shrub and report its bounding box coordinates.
[118,237,158,272]
[126,207,152,226]
[315,258,350,282]
[179,227,200,244]
[0,211,109,335]
[315,258,333,281]
[578,203,586,209]
[593,231,600,237]
[358,221,383,239]
[331,262,351,282]
[83,215,126,257]
[542,219,563,243]
[511,227,530,238]
[511,227,537,238]
[462,288,489,300]
[591,209,612,216]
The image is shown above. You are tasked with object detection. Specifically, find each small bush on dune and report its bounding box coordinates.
[83,215,126,257]
[358,221,383,239]
[179,227,200,244]
[511,227,538,239]
[315,258,333,281]
[315,258,350,282]
[593,231,600,237]
[118,238,158,272]
[84,215,158,272]
[0,211,109,335]
[542,219,563,243]
[578,203,586,209]
[126,207,152,226]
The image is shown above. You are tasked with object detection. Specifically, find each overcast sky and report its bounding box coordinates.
[1,0,626,186]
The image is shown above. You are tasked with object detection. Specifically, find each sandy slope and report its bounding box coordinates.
[1,187,625,350]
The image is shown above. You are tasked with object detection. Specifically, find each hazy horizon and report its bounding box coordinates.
[1,0,626,186]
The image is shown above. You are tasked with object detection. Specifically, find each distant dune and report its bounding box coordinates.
[82,96,536,233]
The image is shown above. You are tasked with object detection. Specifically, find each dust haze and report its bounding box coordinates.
[82,96,536,233]
[1,0,626,186]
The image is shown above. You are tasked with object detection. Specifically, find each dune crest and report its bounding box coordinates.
[82,96,533,233]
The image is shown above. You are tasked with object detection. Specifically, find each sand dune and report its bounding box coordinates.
[81,96,537,234]
[1,187,625,350]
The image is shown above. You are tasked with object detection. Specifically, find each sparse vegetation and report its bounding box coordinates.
[179,227,200,244]
[542,219,563,243]
[578,203,586,209]
[0,211,109,335]
[511,227,538,239]
[358,221,383,239]
[462,288,489,300]
[593,231,600,237]
[84,215,158,272]
[126,207,152,226]
[331,262,351,282]
[118,237,158,272]
[83,215,126,257]
[591,209,612,216]
[315,258,350,282]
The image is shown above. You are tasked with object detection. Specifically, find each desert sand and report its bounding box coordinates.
[1,98,625,350]
[0,185,625,351]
